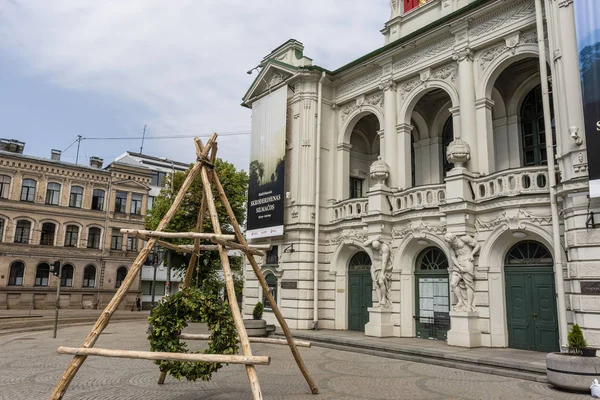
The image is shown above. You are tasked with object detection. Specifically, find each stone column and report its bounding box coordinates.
[396,123,413,190]
[336,143,351,200]
[380,79,398,189]
[453,47,479,173]
[475,98,495,174]
[554,0,587,181]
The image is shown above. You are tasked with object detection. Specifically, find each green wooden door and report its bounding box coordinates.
[505,241,559,352]
[505,267,559,352]
[348,272,372,332]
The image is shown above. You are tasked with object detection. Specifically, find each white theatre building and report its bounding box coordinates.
[241,0,600,352]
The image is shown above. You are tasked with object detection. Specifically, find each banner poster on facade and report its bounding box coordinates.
[574,0,600,197]
[246,86,287,239]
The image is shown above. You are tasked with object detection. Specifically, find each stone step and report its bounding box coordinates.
[279,334,548,383]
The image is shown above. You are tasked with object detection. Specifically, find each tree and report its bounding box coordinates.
[145,158,248,294]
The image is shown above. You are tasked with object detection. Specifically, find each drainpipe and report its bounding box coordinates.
[312,71,326,330]
[534,0,568,349]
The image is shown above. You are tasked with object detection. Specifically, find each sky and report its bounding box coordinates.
[0,1,388,172]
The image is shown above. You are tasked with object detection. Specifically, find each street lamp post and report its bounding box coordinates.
[150,246,165,308]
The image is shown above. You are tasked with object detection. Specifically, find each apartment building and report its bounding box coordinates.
[0,139,151,310]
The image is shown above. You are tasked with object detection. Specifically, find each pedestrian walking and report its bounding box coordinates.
[135,295,141,312]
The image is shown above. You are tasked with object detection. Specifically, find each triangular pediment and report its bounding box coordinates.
[112,178,150,190]
[242,62,296,106]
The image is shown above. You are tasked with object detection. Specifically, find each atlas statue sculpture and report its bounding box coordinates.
[363,236,392,308]
[444,233,480,312]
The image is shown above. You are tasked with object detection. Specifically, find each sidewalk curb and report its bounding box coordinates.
[277,333,548,384]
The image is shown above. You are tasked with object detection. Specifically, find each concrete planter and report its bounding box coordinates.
[546,352,600,392]
[243,319,267,337]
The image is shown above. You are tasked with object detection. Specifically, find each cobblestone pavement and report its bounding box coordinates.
[0,320,588,400]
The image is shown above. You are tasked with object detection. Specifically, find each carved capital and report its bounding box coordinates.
[452,48,474,62]
[396,123,414,134]
[378,79,396,92]
[337,143,353,152]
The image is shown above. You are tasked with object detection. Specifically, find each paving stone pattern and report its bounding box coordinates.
[0,321,588,399]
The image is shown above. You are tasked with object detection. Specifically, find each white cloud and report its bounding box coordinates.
[0,0,388,170]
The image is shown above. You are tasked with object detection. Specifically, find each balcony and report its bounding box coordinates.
[331,198,369,223]
[472,166,550,203]
[392,184,446,214]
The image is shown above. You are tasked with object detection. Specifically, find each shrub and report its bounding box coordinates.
[567,324,587,355]
[252,301,264,320]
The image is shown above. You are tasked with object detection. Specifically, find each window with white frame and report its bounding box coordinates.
[45,182,61,205]
[64,225,79,247]
[69,186,84,208]
[0,175,10,199]
[20,179,36,202]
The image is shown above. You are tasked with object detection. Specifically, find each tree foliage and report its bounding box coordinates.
[145,159,248,292]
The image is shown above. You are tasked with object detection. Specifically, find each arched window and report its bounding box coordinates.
[61,264,74,287]
[69,186,84,208]
[20,179,36,202]
[83,265,96,288]
[35,263,50,286]
[64,225,79,247]
[115,267,128,288]
[8,261,25,286]
[87,227,101,249]
[45,182,61,205]
[40,222,56,246]
[92,189,105,211]
[416,247,449,271]
[14,220,31,244]
[348,251,372,271]
[0,175,11,198]
[506,241,553,265]
[441,117,454,178]
[263,273,278,310]
[520,85,555,166]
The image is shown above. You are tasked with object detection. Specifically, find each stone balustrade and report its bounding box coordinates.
[392,184,446,213]
[472,166,549,202]
[331,198,369,222]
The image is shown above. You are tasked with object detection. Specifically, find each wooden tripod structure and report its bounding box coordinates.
[50,135,318,400]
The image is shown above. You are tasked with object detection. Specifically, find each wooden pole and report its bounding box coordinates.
[210,171,319,394]
[198,154,263,400]
[57,347,270,365]
[50,135,217,400]
[157,139,215,386]
[121,229,235,241]
[179,333,312,348]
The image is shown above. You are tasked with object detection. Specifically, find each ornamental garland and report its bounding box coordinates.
[148,287,239,381]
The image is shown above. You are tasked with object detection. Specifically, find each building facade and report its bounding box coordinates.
[241,0,600,352]
[114,151,189,307]
[0,140,152,310]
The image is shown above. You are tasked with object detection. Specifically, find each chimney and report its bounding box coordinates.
[51,149,61,161]
[0,138,25,154]
[89,156,103,169]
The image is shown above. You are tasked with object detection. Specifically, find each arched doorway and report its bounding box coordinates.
[415,247,450,341]
[348,251,372,332]
[505,241,559,352]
